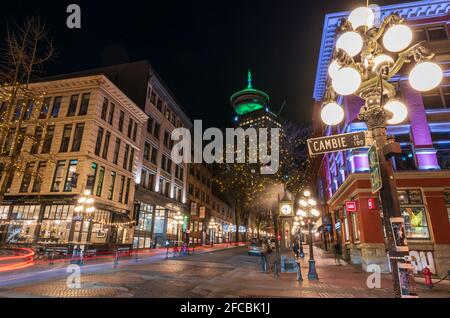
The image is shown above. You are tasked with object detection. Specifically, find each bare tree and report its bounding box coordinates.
[0,17,55,205]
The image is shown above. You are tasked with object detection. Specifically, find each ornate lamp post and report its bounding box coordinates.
[174,211,184,246]
[319,6,443,297]
[74,189,96,219]
[297,190,320,280]
[208,218,218,246]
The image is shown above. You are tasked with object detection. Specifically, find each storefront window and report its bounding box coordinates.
[398,189,430,239]
[0,205,10,219]
[39,204,75,244]
[401,207,430,239]
[351,212,360,241]
[137,203,153,231]
[154,208,166,234]
[343,209,350,242]
[166,210,177,236]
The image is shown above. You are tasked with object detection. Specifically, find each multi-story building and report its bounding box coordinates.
[312,0,450,277]
[210,195,234,244]
[0,75,147,251]
[186,162,212,245]
[231,71,282,131]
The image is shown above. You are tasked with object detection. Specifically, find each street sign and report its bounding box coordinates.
[307,131,372,156]
[345,201,357,212]
[368,142,382,193]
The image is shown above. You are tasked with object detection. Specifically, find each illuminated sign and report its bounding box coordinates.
[368,198,377,210]
[345,201,357,212]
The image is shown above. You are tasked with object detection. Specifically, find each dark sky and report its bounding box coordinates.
[1,0,410,128]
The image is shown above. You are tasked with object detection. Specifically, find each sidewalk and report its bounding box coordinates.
[270,246,450,298]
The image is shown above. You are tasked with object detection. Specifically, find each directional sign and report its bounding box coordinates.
[307,131,371,156]
[368,142,382,193]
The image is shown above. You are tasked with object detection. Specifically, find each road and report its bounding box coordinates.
[0,246,448,298]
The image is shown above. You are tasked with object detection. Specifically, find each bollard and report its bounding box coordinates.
[273,260,279,277]
[166,247,169,260]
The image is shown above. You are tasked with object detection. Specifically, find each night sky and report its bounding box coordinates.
[1,0,410,128]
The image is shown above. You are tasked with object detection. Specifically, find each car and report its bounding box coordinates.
[247,240,268,256]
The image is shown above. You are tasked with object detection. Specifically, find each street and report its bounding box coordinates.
[0,246,448,298]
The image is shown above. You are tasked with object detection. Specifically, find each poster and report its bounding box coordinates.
[397,263,418,298]
[390,217,408,252]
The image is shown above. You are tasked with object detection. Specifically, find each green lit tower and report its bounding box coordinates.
[231,70,281,129]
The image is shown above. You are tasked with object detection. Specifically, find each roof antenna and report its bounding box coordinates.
[247,69,252,89]
[278,99,286,116]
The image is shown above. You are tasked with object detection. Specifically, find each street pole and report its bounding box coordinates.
[359,97,414,298]
[307,222,318,280]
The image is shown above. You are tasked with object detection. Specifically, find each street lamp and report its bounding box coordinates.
[295,190,320,280]
[319,5,442,298]
[74,189,96,217]
[208,218,218,246]
[174,211,184,246]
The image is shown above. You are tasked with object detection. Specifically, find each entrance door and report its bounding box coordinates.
[70,220,90,244]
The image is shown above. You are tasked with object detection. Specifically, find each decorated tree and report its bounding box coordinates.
[0,17,55,204]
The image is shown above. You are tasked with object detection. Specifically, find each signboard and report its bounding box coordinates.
[345,201,357,212]
[307,131,371,156]
[368,142,382,193]
[367,198,378,210]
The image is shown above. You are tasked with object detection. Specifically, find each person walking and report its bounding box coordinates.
[334,242,342,266]
[293,239,300,259]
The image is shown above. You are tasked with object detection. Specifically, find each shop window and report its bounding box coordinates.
[154,208,165,234]
[401,207,430,239]
[137,203,154,232]
[351,212,360,241]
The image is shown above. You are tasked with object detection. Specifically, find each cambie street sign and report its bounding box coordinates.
[368,142,382,193]
[307,131,372,156]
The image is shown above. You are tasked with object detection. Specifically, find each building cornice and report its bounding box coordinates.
[30,75,148,123]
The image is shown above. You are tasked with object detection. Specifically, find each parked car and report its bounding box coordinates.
[247,240,268,256]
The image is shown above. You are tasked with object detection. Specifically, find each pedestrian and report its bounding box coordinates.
[334,242,342,266]
[293,239,299,259]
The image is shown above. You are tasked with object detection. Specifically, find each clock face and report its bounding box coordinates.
[281,204,292,215]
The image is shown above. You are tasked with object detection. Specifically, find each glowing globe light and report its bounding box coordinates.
[328,60,340,79]
[304,190,311,197]
[299,200,308,207]
[311,209,320,217]
[332,67,361,95]
[384,100,408,124]
[336,31,363,57]
[373,54,394,71]
[78,197,86,204]
[383,24,412,52]
[409,61,443,92]
[348,7,375,29]
[308,199,317,206]
[83,190,91,196]
[321,102,345,126]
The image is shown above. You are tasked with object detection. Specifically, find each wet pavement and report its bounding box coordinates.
[0,246,448,298]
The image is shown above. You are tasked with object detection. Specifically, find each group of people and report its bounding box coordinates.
[291,238,343,266]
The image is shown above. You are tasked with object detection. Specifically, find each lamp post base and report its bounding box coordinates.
[308,259,319,280]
